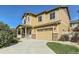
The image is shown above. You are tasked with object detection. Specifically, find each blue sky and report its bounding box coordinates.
[0,5,78,28]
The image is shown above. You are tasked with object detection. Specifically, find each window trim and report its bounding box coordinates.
[37,15,43,22]
[49,12,55,20]
[23,19,26,24]
[27,16,30,22]
[22,17,26,24]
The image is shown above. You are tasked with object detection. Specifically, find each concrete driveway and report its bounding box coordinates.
[0,38,55,54]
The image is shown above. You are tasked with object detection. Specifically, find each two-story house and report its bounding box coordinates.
[16,6,71,41]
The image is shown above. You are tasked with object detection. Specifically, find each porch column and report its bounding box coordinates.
[17,29,18,37]
[25,27,27,38]
[20,27,22,38]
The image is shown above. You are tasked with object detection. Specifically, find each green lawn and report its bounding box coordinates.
[47,42,79,54]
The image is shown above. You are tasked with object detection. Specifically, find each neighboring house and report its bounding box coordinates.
[16,6,71,41]
[70,20,79,32]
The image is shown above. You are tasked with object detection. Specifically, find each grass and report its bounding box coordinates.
[47,42,79,54]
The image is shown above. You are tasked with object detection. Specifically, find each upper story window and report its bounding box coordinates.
[24,19,26,24]
[38,16,42,22]
[22,17,26,24]
[27,16,30,22]
[50,12,55,20]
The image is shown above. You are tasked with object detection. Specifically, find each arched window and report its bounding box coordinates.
[18,28,21,35]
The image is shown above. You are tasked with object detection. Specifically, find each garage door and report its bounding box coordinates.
[36,28,53,40]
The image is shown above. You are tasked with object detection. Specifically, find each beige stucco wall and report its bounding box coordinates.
[58,8,70,34]
[35,10,60,26]
[56,8,71,40]
[30,16,36,27]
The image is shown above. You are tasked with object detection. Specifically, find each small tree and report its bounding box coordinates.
[59,34,69,41]
[0,21,10,30]
[71,32,79,43]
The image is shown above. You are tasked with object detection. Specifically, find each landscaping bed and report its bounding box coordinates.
[47,42,79,54]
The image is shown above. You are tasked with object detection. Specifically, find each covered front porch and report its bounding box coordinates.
[16,25,32,38]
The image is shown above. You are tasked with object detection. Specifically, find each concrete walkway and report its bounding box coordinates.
[0,38,55,54]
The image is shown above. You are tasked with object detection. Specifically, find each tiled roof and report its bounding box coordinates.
[22,6,71,20]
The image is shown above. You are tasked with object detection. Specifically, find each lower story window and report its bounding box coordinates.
[18,29,21,35]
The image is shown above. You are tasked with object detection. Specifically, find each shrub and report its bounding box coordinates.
[0,30,18,48]
[0,21,19,48]
[10,38,20,43]
[71,33,79,43]
[59,34,69,41]
[10,28,17,38]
